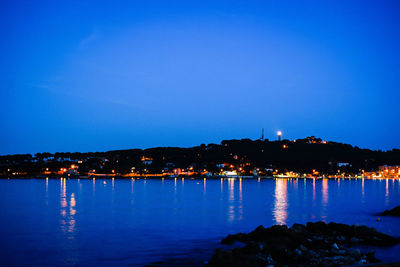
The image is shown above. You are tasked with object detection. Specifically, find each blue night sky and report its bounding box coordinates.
[1,0,399,155]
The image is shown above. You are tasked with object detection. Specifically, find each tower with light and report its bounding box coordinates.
[277,131,282,141]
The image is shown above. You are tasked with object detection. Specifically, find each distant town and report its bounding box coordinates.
[1,135,399,179]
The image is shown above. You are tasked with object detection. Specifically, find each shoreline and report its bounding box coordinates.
[0,175,390,180]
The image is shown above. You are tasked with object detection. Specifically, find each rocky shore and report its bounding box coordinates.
[208,222,399,266]
[381,206,400,216]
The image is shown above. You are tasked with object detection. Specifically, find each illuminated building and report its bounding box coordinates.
[222,170,238,177]
[363,165,400,178]
[141,156,153,165]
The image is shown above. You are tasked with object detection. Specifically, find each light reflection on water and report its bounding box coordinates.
[362,178,365,202]
[321,178,329,219]
[239,178,243,214]
[386,178,389,205]
[226,178,244,223]
[0,178,399,266]
[59,179,77,241]
[273,178,288,225]
[312,178,316,202]
[228,178,235,222]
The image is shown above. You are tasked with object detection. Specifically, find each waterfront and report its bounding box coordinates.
[0,178,399,266]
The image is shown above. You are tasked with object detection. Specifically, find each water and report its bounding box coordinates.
[0,177,399,266]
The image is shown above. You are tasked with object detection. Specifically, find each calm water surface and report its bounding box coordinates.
[0,178,399,266]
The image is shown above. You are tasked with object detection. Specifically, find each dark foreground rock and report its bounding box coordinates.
[208,222,399,267]
[381,206,400,216]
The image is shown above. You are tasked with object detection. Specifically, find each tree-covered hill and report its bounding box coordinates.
[1,137,399,176]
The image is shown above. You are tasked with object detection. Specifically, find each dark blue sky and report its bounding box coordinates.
[1,0,399,155]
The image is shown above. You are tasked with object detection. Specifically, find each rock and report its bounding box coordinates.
[307,249,319,258]
[328,222,353,236]
[221,233,247,244]
[221,234,236,245]
[312,235,323,241]
[381,206,400,216]
[332,255,345,261]
[255,253,268,263]
[208,222,399,267]
[352,225,398,246]
[306,221,327,234]
[358,259,367,264]
[337,235,346,242]
[292,223,306,233]
[366,250,380,263]
[294,248,302,256]
[348,248,361,259]
[241,242,261,254]
[343,255,357,263]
